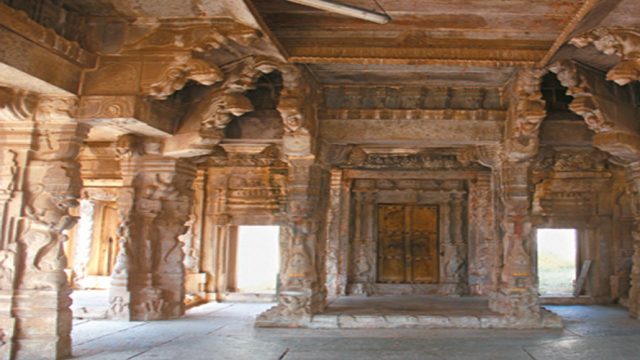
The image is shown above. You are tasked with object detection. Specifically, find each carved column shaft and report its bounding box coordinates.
[130,152,195,321]
[73,199,96,287]
[489,160,540,320]
[108,134,140,320]
[449,192,467,294]
[468,173,498,295]
[258,156,328,325]
[337,175,352,296]
[350,190,370,293]
[109,136,196,321]
[0,88,38,359]
[0,88,86,359]
[324,169,342,299]
[625,161,640,318]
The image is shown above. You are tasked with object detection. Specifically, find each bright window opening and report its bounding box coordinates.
[236,226,280,293]
[537,228,577,296]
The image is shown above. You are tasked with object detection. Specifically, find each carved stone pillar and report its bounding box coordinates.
[349,189,369,295]
[467,173,498,295]
[257,156,328,326]
[337,174,352,296]
[486,68,546,324]
[324,169,342,299]
[449,192,468,294]
[108,137,196,321]
[72,199,96,287]
[108,135,139,320]
[626,161,640,318]
[0,88,87,359]
[489,160,540,321]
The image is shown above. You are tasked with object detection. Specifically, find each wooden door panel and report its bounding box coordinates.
[377,204,439,284]
[411,206,438,283]
[377,205,406,283]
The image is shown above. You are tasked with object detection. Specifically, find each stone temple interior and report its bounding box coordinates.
[0,0,640,358]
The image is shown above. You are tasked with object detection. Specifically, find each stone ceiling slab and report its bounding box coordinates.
[251,0,596,86]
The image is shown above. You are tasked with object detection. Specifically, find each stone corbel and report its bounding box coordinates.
[163,90,253,157]
[163,56,285,158]
[140,56,223,100]
[77,95,178,139]
[549,60,640,162]
[571,27,640,85]
[83,19,263,100]
[548,61,613,133]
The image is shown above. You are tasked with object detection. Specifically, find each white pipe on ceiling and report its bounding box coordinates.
[286,0,391,24]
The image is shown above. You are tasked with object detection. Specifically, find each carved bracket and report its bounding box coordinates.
[571,27,640,85]
[549,60,613,133]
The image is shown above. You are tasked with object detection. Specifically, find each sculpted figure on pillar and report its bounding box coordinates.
[505,69,546,161]
[0,88,86,358]
[20,96,85,291]
[571,27,640,86]
[179,215,199,273]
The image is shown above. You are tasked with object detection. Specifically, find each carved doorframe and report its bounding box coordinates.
[348,183,468,295]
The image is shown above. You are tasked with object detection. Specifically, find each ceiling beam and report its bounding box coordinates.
[537,0,602,68]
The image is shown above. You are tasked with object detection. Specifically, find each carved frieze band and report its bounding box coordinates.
[320,109,506,121]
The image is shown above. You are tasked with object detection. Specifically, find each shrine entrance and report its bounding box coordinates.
[377,204,439,284]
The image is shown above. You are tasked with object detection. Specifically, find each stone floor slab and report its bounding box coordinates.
[70,302,640,360]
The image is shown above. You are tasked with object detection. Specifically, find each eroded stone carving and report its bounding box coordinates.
[505,69,546,161]
[120,21,261,54]
[141,57,223,100]
[571,27,640,85]
[549,61,614,133]
[179,215,198,273]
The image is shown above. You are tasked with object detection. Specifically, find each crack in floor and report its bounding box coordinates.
[126,334,186,359]
[277,347,290,360]
[74,322,149,347]
[522,347,537,360]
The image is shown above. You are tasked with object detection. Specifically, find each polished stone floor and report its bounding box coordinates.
[71,300,640,359]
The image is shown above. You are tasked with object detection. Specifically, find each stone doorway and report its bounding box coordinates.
[537,228,578,297]
[235,225,280,294]
[377,204,439,284]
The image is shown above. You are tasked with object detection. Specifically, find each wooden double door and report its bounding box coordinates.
[377,204,439,284]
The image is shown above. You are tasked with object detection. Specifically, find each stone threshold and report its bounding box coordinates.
[222,292,277,303]
[302,309,562,329]
[540,295,611,305]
